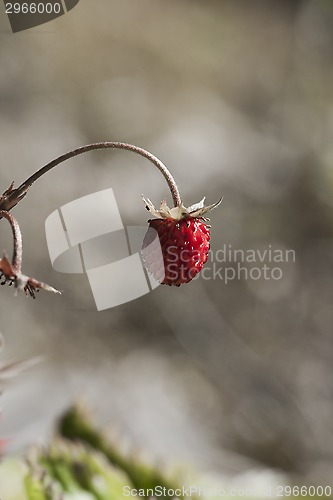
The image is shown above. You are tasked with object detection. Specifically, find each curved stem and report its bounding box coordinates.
[0,210,22,272]
[14,142,182,207]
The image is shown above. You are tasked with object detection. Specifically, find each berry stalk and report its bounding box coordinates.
[8,142,182,209]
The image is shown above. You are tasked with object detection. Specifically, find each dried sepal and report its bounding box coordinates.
[0,255,60,299]
[142,195,223,220]
[23,276,61,299]
[0,182,28,213]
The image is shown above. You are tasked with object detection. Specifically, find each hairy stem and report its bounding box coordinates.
[14,142,182,207]
[0,210,22,271]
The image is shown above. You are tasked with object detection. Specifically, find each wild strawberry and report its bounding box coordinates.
[1,140,221,295]
[142,197,222,286]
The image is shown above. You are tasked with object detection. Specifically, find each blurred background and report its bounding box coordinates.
[1,0,333,493]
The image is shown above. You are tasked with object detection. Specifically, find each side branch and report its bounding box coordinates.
[0,210,60,298]
[0,210,22,271]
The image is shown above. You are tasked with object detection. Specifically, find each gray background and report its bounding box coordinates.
[1,0,333,490]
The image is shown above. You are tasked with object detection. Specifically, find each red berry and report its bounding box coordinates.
[141,196,222,287]
[143,217,210,286]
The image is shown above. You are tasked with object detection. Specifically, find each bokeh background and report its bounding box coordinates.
[1,0,333,493]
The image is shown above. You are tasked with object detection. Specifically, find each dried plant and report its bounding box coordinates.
[0,210,60,298]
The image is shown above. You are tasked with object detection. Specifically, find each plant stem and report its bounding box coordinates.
[14,142,182,207]
[59,404,183,499]
[0,210,22,272]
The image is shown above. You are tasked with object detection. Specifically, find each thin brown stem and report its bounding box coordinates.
[0,210,22,272]
[13,142,182,207]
